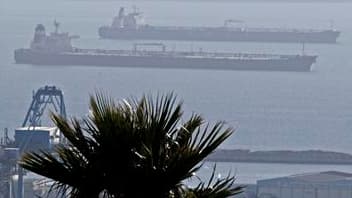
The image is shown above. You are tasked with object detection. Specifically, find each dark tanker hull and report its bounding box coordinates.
[14,49,316,72]
[99,26,340,44]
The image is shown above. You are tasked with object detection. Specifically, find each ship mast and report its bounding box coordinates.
[54,20,60,34]
[132,5,137,14]
[302,42,305,56]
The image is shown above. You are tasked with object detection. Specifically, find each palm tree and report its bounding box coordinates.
[19,93,243,198]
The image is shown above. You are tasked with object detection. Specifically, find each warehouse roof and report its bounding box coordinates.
[258,171,352,184]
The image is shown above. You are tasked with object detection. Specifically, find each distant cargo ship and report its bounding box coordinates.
[14,23,317,72]
[99,7,340,44]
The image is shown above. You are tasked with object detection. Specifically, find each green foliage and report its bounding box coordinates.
[19,93,243,198]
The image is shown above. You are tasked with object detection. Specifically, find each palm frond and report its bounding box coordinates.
[20,92,242,198]
[189,165,244,198]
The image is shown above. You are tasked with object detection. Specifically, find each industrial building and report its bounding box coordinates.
[256,171,352,198]
[0,85,66,198]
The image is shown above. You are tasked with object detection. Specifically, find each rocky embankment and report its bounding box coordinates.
[206,149,352,165]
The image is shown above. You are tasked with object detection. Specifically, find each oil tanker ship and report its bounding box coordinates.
[14,23,317,72]
[98,7,340,44]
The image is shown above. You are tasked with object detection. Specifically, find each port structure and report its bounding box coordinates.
[22,85,66,127]
[0,85,67,198]
[18,85,67,198]
[0,128,17,198]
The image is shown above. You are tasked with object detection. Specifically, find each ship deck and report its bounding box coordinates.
[69,48,303,60]
[138,25,337,33]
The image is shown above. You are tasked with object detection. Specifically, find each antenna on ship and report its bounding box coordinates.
[54,20,60,34]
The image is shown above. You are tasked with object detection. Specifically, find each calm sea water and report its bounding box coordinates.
[1,0,352,184]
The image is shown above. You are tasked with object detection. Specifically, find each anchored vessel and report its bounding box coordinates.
[14,23,317,72]
[99,7,340,44]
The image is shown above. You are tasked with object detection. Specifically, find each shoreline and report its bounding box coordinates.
[206,149,352,165]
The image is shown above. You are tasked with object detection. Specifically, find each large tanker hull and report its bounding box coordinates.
[14,49,316,72]
[99,26,340,44]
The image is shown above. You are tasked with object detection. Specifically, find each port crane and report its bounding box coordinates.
[22,85,66,127]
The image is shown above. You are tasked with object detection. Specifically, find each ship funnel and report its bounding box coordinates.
[112,7,125,28]
[33,24,46,43]
[118,7,125,18]
[35,24,45,32]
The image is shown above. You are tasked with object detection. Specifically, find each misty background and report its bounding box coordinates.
[1,0,352,183]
